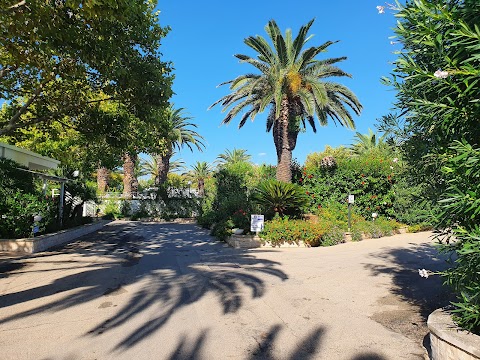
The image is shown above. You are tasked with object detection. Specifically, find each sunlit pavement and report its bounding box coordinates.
[0,221,450,359]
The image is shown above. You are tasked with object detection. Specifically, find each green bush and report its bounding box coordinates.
[103,199,121,219]
[252,180,308,219]
[302,152,399,220]
[321,226,346,246]
[0,158,57,238]
[260,216,329,247]
[210,219,234,240]
[204,163,255,239]
[436,142,480,333]
[1,191,54,238]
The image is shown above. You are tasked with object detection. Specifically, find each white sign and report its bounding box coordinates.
[251,214,264,232]
[348,195,355,204]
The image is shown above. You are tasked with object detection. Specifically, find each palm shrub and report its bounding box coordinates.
[252,179,308,219]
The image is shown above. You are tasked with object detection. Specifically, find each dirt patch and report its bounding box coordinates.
[371,294,428,342]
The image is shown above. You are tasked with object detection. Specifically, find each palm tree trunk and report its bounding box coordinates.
[273,97,298,182]
[155,147,172,185]
[123,153,138,199]
[97,166,109,194]
[197,178,205,197]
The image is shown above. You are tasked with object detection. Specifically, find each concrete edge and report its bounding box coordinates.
[0,220,112,253]
[428,308,480,358]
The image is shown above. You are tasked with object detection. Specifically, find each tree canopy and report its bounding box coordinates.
[0,0,173,136]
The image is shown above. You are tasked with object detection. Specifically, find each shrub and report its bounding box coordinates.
[210,219,234,241]
[302,150,400,220]
[351,217,403,239]
[321,226,345,246]
[253,180,308,219]
[103,199,121,219]
[260,216,329,247]
[1,191,53,238]
[0,159,56,238]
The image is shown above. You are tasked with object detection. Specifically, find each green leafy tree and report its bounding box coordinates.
[0,0,173,135]
[210,19,362,182]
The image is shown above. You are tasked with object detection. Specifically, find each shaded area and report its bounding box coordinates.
[164,324,387,360]
[249,324,325,360]
[0,260,26,277]
[168,331,208,360]
[364,240,454,343]
[0,221,287,351]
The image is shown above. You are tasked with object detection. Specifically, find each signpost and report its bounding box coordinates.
[251,214,264,234]
[347,195,354,232]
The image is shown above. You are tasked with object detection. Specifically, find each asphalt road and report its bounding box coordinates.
[0,221,451,359]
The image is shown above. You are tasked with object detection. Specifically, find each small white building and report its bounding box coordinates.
[0,142,60,170]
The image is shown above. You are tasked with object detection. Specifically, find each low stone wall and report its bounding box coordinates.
[226,234,308,249]
[0,220,111,253]
[428,308,480,360]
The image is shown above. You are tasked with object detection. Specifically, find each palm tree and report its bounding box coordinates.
[155,106,204,185]
[139,153,186,181]
[350,129,389,155]
[96,166,109,194]
[186,161,212,196]
[123,152,139,199]
[210,19,362,182]
[215,148,251,167]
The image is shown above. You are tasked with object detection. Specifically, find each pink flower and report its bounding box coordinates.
[376,5,385,14]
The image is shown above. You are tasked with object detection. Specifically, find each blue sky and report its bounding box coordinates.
[157,1,399,169]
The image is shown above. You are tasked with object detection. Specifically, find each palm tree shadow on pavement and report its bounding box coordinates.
[165,324,387,360]
[0,222,287,352]
[363,240,455,343]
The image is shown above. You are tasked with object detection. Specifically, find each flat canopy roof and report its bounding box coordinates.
[0,142,60,171]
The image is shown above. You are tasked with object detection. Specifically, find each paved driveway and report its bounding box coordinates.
[0,221,451,359]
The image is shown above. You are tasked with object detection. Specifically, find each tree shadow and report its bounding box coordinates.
[364,240,454,320]
[167,330,209,360]
[0,222,288,352]
[165,324,387,360]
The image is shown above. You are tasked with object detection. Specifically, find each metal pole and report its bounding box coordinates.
[348,203,352,232]
[59,182,65,227]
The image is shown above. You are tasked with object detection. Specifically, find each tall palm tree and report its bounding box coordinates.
[215,148,251,167]
[122,152,138,199]
[155,106,204,185]
[186,161,212,196]
[210,19,362,182]
[350,129,389,155]
[96,166,109,194]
